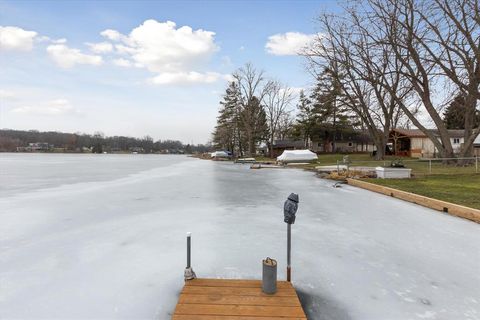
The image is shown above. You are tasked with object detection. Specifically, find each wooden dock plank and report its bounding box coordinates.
[173,278,307,319]
[178,294,301,306]
[173,316,306,320]
[174,304,306,317]
[182,285,297,297]
[185,278,293,288]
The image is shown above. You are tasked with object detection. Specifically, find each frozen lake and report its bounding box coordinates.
[1,153,479,319]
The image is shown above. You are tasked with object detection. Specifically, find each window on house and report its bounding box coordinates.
[348,142,353,147]
[318,142,322,147]
[453,138,460,144]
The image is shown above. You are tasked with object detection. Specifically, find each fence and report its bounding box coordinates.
[333,156,479,177]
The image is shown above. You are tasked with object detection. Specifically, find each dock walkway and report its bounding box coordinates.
[172,278,307,319]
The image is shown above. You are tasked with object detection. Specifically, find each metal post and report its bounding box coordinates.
[336,160,339,172]
[287,224,291,282]
[184,232,196,281]
[187,232,191,268]
[429,159,432,174]
[476,156,478,174]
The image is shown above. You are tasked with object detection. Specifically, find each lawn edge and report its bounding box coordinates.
[346,178,480,223]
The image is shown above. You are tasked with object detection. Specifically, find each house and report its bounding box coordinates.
[309,130,376,153]
[16,142,52,152]
[389,129,469,158]
[269,140,305,158]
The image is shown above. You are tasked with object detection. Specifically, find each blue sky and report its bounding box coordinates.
[0,0,338,143]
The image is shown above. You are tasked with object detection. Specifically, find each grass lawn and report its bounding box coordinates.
[363,174,480,210]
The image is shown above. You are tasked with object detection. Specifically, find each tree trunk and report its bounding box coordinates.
[248,138,255,157]
[269,137,274,158]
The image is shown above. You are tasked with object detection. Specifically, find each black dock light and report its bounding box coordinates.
[284,193,299,282]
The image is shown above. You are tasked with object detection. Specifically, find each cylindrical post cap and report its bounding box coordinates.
[186,232,191,237]
[288,193,299,203]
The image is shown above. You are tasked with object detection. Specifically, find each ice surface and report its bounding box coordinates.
[0,153,479,319]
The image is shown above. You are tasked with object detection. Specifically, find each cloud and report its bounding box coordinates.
[0,89,15,99]
[46,44,103,68]
[100,29,123,41]
[265,32,315,56]
[112,58,132,67]
[148,71,229,85]
[101,20,221,84]
[0,26,37,51]
[36,36,67,44]
[86,41,113,54]
[11,99,79,115]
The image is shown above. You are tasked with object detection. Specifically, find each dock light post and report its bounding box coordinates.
[284,193,299,282]
[184,232,196,281]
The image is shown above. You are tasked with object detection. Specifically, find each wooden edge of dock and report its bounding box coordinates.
[172,278,307,319]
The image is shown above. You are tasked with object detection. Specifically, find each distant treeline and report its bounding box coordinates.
[0,129,212,154]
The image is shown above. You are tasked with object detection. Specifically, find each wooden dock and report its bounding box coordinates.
[172,278,307,319]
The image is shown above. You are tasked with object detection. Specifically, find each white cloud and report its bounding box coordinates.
[53,38,67,44]
[36,36,67,44]
[112,58,132,67]
[0,89,15,99]
[101,19,219,74]
[11,99,78,115]
[149,71,229,85]
[265,32,315,56]
[0,26,37,51]
[100,29,123,41]
[86,41,113,54]
[46,44,103,68]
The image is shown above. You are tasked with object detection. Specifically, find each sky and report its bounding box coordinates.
[0,0,339,144]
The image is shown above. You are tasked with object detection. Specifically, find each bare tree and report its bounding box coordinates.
[277,112,295,140]
[307,9,412,159]
[368,0,480,158]
[233,63,272,156]
[264,81,295,157]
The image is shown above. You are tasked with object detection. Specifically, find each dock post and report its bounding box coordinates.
[187,232,191,268]
[287,224,291,282]
[284,193,299,282]
[184,232,196,281]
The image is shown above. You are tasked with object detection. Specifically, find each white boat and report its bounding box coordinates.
[211,151,230,158]
[276,149,318,163]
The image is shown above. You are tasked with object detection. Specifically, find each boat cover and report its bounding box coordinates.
[277,149,318,162]
[211,151,229,158]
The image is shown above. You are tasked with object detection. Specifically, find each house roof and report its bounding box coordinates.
[391,129,466,138]
[272,140,305,148]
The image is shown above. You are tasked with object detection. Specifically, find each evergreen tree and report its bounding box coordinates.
[308,66,356,152]
[294,90,315,147]
[444,95,480,129]
[239,96,268,156]
[213,81,242,155]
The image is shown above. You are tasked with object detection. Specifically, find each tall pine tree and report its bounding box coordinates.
[213,81,242,155]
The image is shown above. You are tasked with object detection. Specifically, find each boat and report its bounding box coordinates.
[235,157,256,164]
[276,150,318,163]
